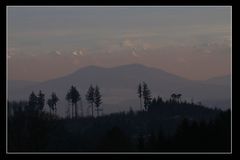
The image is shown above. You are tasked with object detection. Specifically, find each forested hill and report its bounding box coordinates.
[8,99,230,152]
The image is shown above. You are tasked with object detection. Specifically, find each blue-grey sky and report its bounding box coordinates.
[7,6,231,81]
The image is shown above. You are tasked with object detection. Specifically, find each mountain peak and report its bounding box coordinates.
[124,63,145,67]
[113,63,146,69]
[76,65,107,72]
[83,65,104,69]
[76,64,146,72]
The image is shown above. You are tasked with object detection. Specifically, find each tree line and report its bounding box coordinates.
[137,81,185,112]
[16,81,153,118]
[7,81,231,152]
[10,81,208,118]
[23,85,102,119]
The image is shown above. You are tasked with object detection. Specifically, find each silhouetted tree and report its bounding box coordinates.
[28,92,38,112]
[176,94,182,103]
[191,98,194,104]
[66,86,80,119]
[156,96,163,104]
[170,93,182,103]
[8,101,27,117]
[94,85,102,117]
[37,90,45,112]
[142,82,152,111]
[86,85,95,117]
[46,92,59,116]
[80,97,84,117]
[137,83,143,111]
[66,91,72,118]
[171,93,177,102]
[47,99,54,115]
[148,97,157,111]
[65,103,70,119]
[51,92,59,115]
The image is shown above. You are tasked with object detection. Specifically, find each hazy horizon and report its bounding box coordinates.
[7,6,231,81]
[8,63,231,83]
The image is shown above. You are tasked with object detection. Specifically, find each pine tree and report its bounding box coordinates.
[28,91,38,112]
[66,91,72,118]
[137,83,143,111]
[94,85,102,117]
[86,85,95,117]
[176,94,182,103]
[47,98,54,115]
[37,90,45,112]
[51,92,59,115]
[171,93,177,103]
[66,86,80,119]
[142,82,152,111]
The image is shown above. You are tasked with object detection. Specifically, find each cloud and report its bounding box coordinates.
[55,50,62,55]
[78,50,84,56]
[72,51,78,56]
[121,39,144,49]
[143,44,148,50]
[131,50,139,57]
[120,39,157,52]
[72,49,85,56]
[99,38,158,54]
[119,32,161,39]
[121,39,134,48]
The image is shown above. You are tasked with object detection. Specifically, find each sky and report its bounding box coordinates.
[7,6,231,81]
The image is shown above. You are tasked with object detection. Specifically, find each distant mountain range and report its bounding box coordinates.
[8,64,231,116]
[202,75,231,86]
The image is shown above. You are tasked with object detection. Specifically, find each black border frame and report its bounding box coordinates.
[1,0,233,159]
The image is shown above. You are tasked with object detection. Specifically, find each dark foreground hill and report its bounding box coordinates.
[8,99,231,152]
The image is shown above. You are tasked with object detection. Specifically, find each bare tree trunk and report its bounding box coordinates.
[91,103,94,117]
[97,108,99,117]
[72,104,74,119]
[66,105,69,119]
[87,105,90,117]
[55,105,57,116]
[75,103,78,119]
[140,97,142,111]
[80,100,83,117]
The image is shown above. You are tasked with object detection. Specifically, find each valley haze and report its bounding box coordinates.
[8,64,231,117]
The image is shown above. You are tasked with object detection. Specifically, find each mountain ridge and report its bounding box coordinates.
[8,64,231,115]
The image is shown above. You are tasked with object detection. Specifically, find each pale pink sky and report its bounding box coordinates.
[7,7,231,81]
